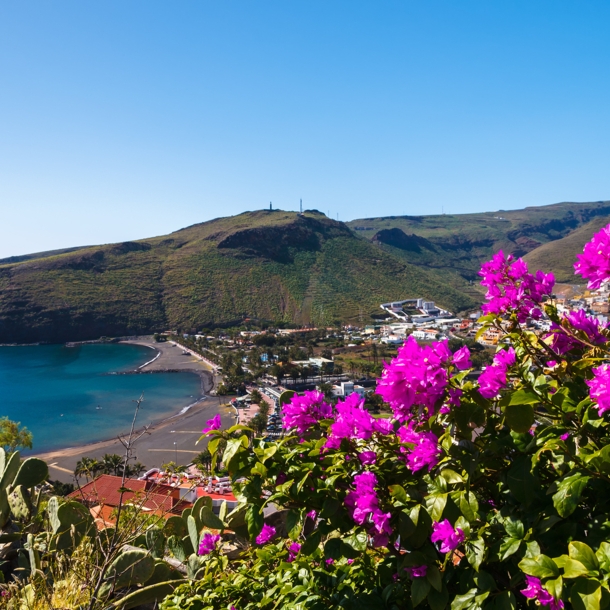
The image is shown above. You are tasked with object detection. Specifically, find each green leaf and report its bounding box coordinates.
[570,579,602,610]
[428,584,449,610]
[459,491,479,522]
[399,509,416,540]
[519,555,560,579]
[426,493,448,522]
[545,576,563,601]
[389,484,409,505]
[411,577,431,607]
[492,591,517,610]
[451,588,477,610]
[345,529,368,552]
[507,456,538,505]
[466,537,486,572]
[508,389,540,405]
[562,559,590,579]
[553,473,590,518]
[300,529,321,555]
[504,404,535,433]
[286,510,301,540]
[499,538,522,561]
[245,504,263,541]
[570,542,599,571]
[504,518,524,539]
[596,542,610,572]
[222,436,248,469]
[440,469,464,484]
[426,565,443,592]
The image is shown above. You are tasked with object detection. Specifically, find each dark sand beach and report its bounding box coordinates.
[34,337,232,483]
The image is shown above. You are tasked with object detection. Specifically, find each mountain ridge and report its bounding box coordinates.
[0,210,475,343]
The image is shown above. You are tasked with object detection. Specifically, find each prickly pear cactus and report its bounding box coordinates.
[13,457,48,489]
[104,548,155,591]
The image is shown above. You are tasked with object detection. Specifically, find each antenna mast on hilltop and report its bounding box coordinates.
[300,198,302,214]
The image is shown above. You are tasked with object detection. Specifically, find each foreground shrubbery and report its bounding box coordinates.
[162,225,610,609]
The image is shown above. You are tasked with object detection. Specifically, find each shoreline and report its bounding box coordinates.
[32,336,228,483]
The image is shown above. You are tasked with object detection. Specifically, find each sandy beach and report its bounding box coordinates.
[34,337,231,484]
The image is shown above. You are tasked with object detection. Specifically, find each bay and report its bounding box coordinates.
[0,343,202,453]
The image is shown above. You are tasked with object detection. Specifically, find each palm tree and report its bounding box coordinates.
[101,453,125,476]
[125,461,146,478]
[74,457,102,481]
[193,450,212,473]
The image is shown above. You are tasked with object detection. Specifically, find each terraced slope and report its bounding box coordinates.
[0,210,476,343]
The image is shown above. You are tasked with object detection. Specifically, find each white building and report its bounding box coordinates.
[331,382,366,398]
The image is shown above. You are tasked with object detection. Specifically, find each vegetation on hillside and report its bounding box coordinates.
[348,199,610,283]
[0,210,475,343]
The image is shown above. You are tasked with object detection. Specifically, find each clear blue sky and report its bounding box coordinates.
[2,1,610,258]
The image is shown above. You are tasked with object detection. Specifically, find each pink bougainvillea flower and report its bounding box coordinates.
[405,565,428,578]
[574,223,610,289]
[201,414,222,434]
[198,532,220,555]
[431,519,465,553]
[282,390,332,435]
[358,451,377,465]
[287,542,301,562]
[255,524,276,545]
[376,336,465,423]
[521,575,564,609]
[345,471,392,545]
[397,426,441,473]
[479,251,554,323]
[548,309,607,355]
[325,558,335,566]
[325,393,382,449]
[560,432,570,441]
[586,363,610,416]
[478,347,516,399]
[452,346,472,370]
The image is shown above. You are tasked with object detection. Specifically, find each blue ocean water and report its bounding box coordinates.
[0,343,202,453]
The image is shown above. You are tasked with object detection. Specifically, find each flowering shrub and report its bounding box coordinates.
[162,224,610,610]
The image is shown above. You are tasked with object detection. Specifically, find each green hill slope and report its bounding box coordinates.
[347,200,610,281]
[0,210,476,343]
[523,216,610,282]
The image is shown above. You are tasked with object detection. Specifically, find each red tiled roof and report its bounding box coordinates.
[69,475,181,514]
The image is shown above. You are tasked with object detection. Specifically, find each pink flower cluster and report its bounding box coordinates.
[201,414,222,435]
[198,532,220,555]
[256,524,276,545]
[549,309,607,354]
[397,425,441,473]
[345,471,392,547]
[478,347,516,399]
[479,251,554,323]
[282,390,332,435]
[287,542,301,562]
[376,336,471,423]
[521,576,564,610]
[586,363,610,416]
[405,565,427,579]
[574,223,610,289]
[325,393,392,449]
[430,519,464,553]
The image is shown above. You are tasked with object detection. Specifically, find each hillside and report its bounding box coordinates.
[347,200,610,282]
[0,210,476,343]
[523,215,610,282]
